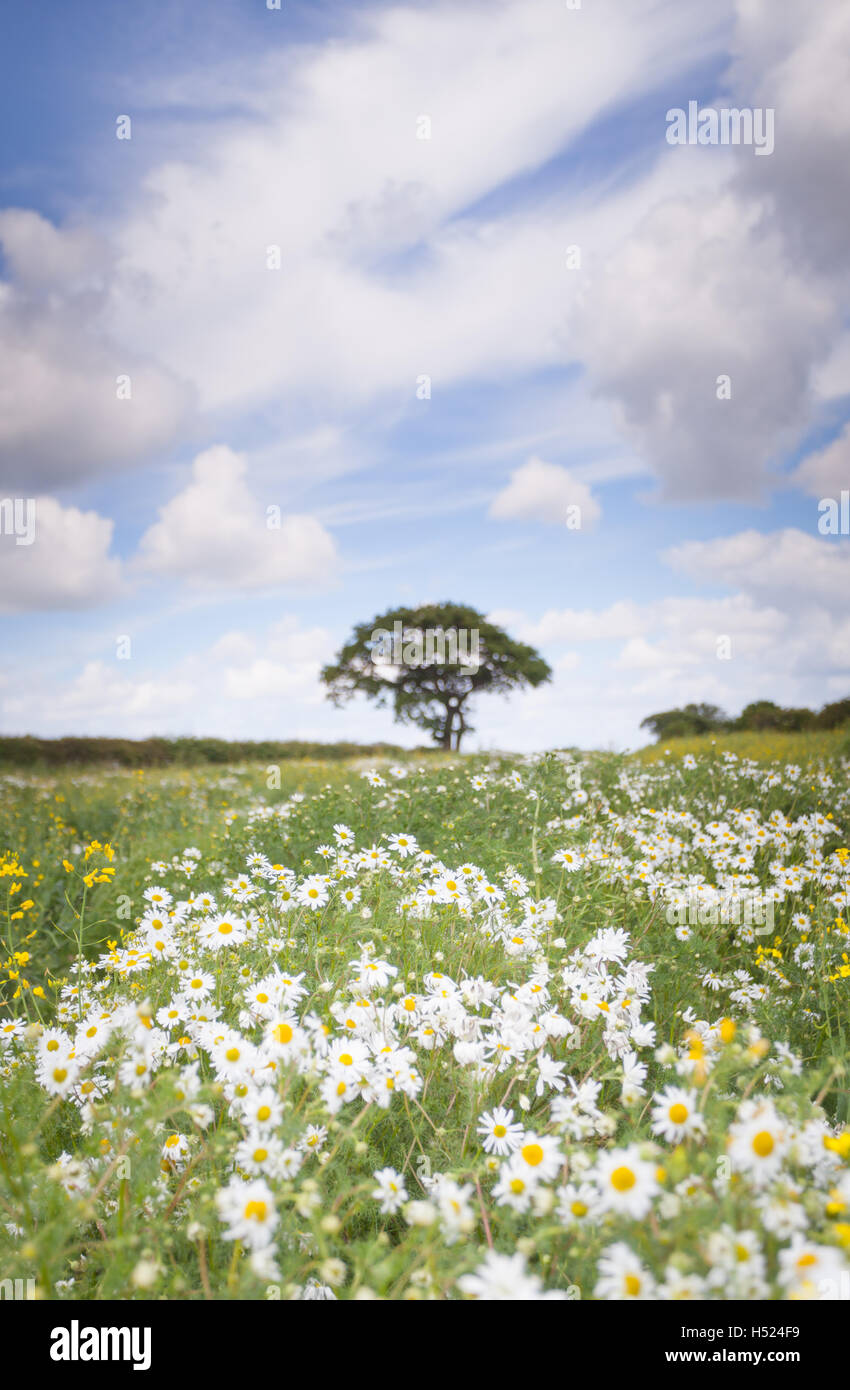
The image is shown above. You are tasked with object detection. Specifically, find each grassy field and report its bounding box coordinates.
[1,741,849,1300]
[637,727,850,766]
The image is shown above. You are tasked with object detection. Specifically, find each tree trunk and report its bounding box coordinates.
[440,705,454,749]
[454,704,468,751]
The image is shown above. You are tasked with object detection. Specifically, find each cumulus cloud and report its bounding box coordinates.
[499,593,789,665]
[570,0,850,501]
[576,191,835,501]
[812,336,850,402]
[214,618,332,701]
[792,424,850,498]
[0,618,339,739]
[4,661,197,727]
[479,585,849,750]
[0,210,193,491]
[730,0,850,276]
[0,497,122,613]
[136,445,339,591]
[488,456,601,528]
[665,528,850,610]
[488,601,645,646]
[614,595,789,674]
[0,210,107,291]
[2,0,847,509]
[100,0,726,424]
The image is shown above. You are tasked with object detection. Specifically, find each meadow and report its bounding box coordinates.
[1,738,849,1300]
[637,727,850,767]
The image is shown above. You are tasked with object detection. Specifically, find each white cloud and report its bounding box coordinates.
[0,617,379,743]
[666,528,850,610]
[576,191,834,501]
[0,210,193,491]
[0,497,122,613]
[101,0,727,424]
[812,335,850,402]
[476,586,848,750]
[613,595,789,680]
[17,661,196,724]
[489,601,646,646]
[218,618,332,702]
[136,445,339,591]
[568,0,850,501]
[792,424,850,498]
[0,210,107,291]
[489,456,601,528]
[617,636,685,671]
[498,592,788,670]
[3,0,847,511]
[730,0,850,276]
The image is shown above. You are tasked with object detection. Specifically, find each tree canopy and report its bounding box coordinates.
[640,696,850,741]
[321,602,552,750]
[640,703,730,741]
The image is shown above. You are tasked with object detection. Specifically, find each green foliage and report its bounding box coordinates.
[640,702,731,740]
[817,699,850,730]
[0,736,426,770]
[642,696,850,742]
[736,701,816,732]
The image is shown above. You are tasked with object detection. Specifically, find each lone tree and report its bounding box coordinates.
[321,602,552,751]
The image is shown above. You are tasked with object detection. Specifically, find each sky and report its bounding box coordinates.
[0,0,848,752]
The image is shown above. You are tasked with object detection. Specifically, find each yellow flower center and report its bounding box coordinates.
[669,1104,688,1125]
[611,1166,636,1192]
[752,1130,774,1157]
[521,1143,544,1167]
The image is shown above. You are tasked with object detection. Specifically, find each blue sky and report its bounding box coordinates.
[0,0,848,750]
